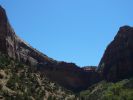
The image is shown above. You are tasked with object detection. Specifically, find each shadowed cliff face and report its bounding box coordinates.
[0,6,100,92]
[0,6,10,54]
[98,26,133,82]
[38,62,100,92]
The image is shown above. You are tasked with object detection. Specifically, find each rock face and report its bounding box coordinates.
[0,6,54,66]
[0,6,100,92]
[38,62,100,92]
[98,26,133,82]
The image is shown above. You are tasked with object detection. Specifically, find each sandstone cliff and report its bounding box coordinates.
[98,26,133,81]
[0,6,55,66]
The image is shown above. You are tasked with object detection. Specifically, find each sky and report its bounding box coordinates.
[0,0,133,67]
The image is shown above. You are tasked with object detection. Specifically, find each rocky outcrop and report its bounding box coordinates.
[82,66,97,72]
[0,5,100,92]
[98,26,133,82]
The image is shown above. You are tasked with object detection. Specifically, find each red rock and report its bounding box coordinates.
[98,26,133,82]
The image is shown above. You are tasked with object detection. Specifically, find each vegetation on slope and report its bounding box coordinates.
[80,78,133,100]
[0,53,78,100]
[1,52,133,100]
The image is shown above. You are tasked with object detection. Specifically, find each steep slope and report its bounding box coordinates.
[0,5,100,92]
[0,53,78,100]
[0,5,55,67]
[98,26,133,81]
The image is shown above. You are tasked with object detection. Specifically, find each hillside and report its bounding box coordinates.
[0,53,78,100]
[80,78,133,100]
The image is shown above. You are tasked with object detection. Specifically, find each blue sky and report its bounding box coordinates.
[0,0,133,67]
